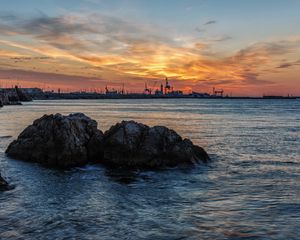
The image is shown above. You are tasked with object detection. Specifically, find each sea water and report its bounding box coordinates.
[0,99,299,239]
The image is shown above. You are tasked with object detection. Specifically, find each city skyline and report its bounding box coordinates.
[0,0,300,96]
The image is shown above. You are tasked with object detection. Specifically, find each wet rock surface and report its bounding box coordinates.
[6,113,103,168]
[0,174,9,191]
[103,121,209,168]
[6,114,209,169]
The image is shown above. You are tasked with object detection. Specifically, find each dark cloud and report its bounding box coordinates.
[210,35,232,42]
[0,68,105,85]
[277,60,300,69]
[0,12,17,21]
[243,78,274,85]
[11,57,51,61]
[0,12,101,37]
[23,16,97,38]
[0,11,173,53]
[196,76,273,87]
[196,79,236,86]
[195,20,217,33]
[204,20,217,25]
[235,41,299,61]
[239,72,273,85]
[277,63,293,69]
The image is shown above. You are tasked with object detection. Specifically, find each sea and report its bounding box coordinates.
[0,99,299,240]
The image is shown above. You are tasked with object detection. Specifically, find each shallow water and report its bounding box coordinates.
[0,99,299,239]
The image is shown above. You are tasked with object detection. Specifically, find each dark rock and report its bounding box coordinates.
[103,121,148,166]
[87,130,104,163]
[6,113,103,168]
[103,121,209,169]
[6,114,209,169]
[0,89,21,105]
[0,174,9,190]
[15,86,32,102]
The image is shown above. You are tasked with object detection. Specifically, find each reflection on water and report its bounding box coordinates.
[0,99,299,239]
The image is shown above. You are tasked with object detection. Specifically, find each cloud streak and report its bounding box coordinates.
[204,20,217,25]
[277,60,300,69]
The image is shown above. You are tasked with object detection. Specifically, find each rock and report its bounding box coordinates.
[103,121,148,166]
[0,89,21,105]
[0,174,9,190]
[6,113,103,168]
[87,130,104,163]
[103,121,209,168]
[15,86,32,102]
[6,114,210,169]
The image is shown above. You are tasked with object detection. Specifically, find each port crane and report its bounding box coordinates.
[144,82,152,94]
[144,81,160,95]
[213,87,224,97]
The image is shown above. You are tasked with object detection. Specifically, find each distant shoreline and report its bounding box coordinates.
[32,95,299,100]
[1,87,298,107]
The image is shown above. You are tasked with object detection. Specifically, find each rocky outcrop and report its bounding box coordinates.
[0,89,21,105]
[0,174,9,190]
[103,121,209,168]
[0,86,32,106]
[6,114,209,169]
[15,86,32,102]
[6,113,103,168]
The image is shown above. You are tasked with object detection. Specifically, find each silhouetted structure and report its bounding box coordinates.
[212,87,224,97]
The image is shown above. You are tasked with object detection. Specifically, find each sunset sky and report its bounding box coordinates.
[0,0,299,96]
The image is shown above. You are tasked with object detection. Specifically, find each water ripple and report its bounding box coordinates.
[0,99,299,239]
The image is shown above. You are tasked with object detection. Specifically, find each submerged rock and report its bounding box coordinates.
[0,174,9,190]
[103,121,209,168]
[6,113,103,168]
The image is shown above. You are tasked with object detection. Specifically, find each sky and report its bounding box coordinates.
[0,0,299,96]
